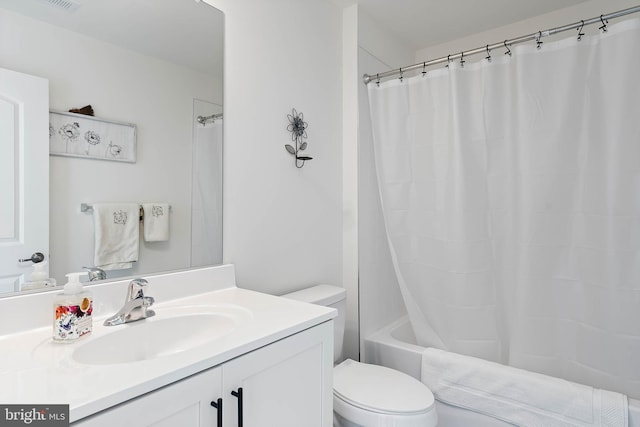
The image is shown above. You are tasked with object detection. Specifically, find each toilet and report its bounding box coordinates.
[283,285,437,427]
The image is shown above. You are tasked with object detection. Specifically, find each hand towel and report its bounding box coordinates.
[142,203,170,242]
[92,203,140,270]
[421,348,628,427]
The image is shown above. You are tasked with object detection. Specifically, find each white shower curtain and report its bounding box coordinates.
[191,117,223,267]
[368,18,640,399]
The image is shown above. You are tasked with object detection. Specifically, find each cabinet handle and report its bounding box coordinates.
[210,398,223,427]
[231,387,243,427]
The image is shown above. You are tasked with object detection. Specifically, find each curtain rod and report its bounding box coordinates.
[197,113,223,125]
[363,5,640,84]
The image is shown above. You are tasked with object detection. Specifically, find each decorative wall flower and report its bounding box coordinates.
[84,130,101,145]
[287,108,308,142]
[106,141,123,158]
[284,108,313,168]
[59,122,80,142]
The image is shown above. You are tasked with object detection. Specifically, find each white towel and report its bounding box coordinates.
[92,203,140,270]
[421,348,628,427]
[142,203,170,242]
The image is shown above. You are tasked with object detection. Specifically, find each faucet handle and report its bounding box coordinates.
[127,278,149,301]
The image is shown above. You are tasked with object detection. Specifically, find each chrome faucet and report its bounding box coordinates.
[103,278,155,326]
[83,266,106,281]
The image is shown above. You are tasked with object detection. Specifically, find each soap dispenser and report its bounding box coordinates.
[53,272,93,342]
[22,261,56,291]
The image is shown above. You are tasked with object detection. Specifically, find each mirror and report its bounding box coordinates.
[0,0,224,295]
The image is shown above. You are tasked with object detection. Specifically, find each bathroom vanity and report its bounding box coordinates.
[73,321,331,426]
[0,265,335,426]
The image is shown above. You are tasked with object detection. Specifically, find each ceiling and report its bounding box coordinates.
[1,0,596,74]
[0,0,224,77]
[352,0,590,50]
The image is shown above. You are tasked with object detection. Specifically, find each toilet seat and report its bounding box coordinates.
[333,359,437,426]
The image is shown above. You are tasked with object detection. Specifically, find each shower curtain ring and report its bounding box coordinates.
[504,40,512,56]
[536,31,543,49]
[399,67,404,82]
[485,45,492,62]
[577,20,585,41]
[446,54,451,68]
[422,62,427,77]
[376,73,380,87]
[460,51,465,67]
[599,15,608,32]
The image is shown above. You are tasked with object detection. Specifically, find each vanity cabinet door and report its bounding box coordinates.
[222,321,333,427]
[72,366,223,427]
[72,321,333,427]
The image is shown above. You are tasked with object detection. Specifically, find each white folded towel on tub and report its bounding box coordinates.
[142,202,170,242]
[421,348,628,427]
[92,203,140,270]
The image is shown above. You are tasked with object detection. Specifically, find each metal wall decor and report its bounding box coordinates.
[285,108,313,168]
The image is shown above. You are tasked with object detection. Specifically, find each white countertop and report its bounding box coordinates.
[0,285,335,422]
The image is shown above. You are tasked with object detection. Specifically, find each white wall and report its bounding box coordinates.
[0,9,221,283]
[358,11,418,72]
[342,4,360,362]
[207,0,344,297]
[356,10,416,361]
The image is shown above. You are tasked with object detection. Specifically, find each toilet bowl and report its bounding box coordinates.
[334,359,437,427]
[283,285,438,427]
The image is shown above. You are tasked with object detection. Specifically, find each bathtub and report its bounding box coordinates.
[365,316,640,427]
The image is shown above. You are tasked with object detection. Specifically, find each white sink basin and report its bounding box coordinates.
[72,305,251,365]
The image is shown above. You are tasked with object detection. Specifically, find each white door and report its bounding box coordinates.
[0,67,49,293]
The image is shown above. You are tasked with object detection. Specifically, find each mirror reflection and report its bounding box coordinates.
[0,0,224,296]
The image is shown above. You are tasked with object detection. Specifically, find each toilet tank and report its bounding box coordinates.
[282,285,346,362]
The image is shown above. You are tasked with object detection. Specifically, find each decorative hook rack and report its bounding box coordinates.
[284,108,313,168]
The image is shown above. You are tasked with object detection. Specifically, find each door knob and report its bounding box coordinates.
[18,252,45,264]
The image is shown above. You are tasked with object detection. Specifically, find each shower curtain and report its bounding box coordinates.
[367,18,640,399]
[191,109,223,267]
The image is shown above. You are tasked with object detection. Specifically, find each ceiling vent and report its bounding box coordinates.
[34,0,81,13]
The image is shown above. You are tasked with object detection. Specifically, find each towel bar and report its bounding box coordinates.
[80,203,172,221]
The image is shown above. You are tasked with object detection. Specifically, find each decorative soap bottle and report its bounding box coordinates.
[53,272,93,342]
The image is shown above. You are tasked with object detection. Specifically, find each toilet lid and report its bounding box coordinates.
[333,359,435,415]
